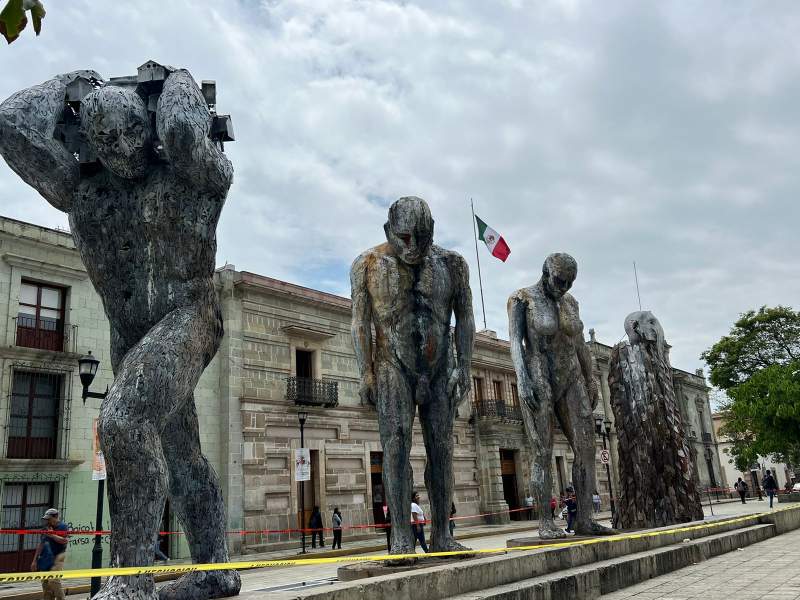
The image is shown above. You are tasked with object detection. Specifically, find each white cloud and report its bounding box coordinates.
[0,0,798,375]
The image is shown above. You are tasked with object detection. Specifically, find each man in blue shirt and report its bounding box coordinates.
[31,508,68,600]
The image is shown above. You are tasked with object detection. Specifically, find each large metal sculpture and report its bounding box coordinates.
[508,253,613,538]
[351,197,475,554]
[608,311,704,529]
[0,62,239,600]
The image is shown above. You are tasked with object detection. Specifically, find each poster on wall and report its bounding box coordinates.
[92,418,107,481]
[295,448,311,482]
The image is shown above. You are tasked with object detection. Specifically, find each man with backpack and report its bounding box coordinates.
[763,470,779,509]
[30,508,68,600]
[735,477,749,504]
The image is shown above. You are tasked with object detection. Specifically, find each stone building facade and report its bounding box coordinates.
[0,215,725,570]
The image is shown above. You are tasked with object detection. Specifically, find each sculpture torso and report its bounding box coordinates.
[363,242,457,378]
[69,165,226,349]
[522,283,584,395]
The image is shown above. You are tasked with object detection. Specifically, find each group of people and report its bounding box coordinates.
[306,506,344,550]
[523,488,604,534]
[735,469,782,508]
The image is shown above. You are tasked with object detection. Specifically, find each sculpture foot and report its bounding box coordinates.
[431,538,472,554]
[158,569,242,600]
[575,520,617,536]
[92,576,158,600]
[539,522,568,540]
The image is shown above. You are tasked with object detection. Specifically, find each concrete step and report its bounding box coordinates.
[446,523,775,600]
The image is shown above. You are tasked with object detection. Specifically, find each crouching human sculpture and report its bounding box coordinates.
[351,197,475,554]
[608,311,704,529]
[508,253,614,538]
[0,63,240,599]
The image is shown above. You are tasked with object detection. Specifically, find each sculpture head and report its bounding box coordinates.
[541,253,578,300]
[384,197,434,265]
[81,86,151,179]
[624,311,666,350]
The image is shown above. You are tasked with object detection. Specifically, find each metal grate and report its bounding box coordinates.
[286,377,339,408]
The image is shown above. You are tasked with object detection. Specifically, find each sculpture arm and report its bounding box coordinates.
[0,76,81,212]
[350,253,376,406]
[573,298,600,410]
[157,69,232,194]
[449,255,475,407]
[508,292,551,411]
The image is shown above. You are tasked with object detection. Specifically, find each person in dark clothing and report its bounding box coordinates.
[332,507,343,550]
[564,488,578,534]
[383,505,392,553]
[449,502,457,537]
[308,506,324,548]
[763,470,779,509]
[735,477,748,504]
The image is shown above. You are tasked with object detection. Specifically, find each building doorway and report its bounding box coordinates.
[500,449,520,520]
[0,482,56,573]
[370,452,387,526]
[298,449,319,530]
[158,500,171,560]
[296,350,314,379]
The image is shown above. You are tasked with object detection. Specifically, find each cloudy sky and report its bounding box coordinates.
[0,0,797,376]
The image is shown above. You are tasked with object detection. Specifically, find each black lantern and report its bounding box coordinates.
[78,350,108,404]
[298,410,308,426]
[594,415,604,436]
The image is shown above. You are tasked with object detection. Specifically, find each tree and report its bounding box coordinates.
[0,0,45,45]
[701,306,800,390]
[703,306,800,472]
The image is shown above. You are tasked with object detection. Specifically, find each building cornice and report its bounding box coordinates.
[2,252,88,281]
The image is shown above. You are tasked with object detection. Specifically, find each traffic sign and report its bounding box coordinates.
[600,449,610,465]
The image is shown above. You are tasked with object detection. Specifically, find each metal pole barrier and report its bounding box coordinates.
[706,487,714,516]
[300,421,306,554]
[90,479,105,597]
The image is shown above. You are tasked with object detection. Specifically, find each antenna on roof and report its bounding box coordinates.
[633,261,642,311]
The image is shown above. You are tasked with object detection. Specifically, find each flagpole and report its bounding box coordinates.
[633,261,642,311]
[471,198,488,330]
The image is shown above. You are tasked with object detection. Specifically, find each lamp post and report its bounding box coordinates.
[298,410,308,554]
[78,351,108,598]
[594,416,616,517]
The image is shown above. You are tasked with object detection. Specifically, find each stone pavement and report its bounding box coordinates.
[602,526,800,599]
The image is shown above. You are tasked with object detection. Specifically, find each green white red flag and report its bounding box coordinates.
[475,215,511,262]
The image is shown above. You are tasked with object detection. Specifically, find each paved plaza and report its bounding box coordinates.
[603,526,800,600]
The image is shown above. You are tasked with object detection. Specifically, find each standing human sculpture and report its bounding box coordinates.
[608,311,704,529]
[508,253,613,538]
[0,64,240,600]
[351,197,475,554]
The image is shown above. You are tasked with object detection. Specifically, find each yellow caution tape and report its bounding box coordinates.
[1,505,795,584]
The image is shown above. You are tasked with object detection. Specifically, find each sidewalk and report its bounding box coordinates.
[0,515,557,599]
[602,526,800,599]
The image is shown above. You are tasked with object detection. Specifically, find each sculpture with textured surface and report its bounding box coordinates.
[608,311,704,529]
[508,253,614,538]
[0,64,240,600]
[351,197,475,554]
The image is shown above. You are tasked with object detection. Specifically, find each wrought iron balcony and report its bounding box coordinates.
[474,400,522,422]
[13,316,77,353]
[286,376,338,408]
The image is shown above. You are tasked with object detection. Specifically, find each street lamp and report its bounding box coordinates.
[78,351,108,598]
[594,415,616,517]
[298,410,308,554]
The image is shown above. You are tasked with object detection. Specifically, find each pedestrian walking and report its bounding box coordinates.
[331,507,343,550]
[308,506,324,548]
[383,505,392,552]
[31,508,68,600]
[735,477,749,504]
[524,493,534,520]
[564,488,578,534]
[763,470,779,509]
[449,502,457,537]
[411,492,429,553]
[592,490,602,514]
[153,537,169,562]
[550,496,557,518]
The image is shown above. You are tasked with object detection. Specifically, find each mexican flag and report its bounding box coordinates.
[475,215,511,262]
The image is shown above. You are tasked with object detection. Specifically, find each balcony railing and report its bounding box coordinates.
[13,317,77,353]
[286,376,338,408]
[474,400,523,422]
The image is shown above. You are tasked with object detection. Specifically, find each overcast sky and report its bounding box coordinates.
[0,0,798,376]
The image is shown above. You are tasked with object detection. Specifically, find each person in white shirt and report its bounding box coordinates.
[411,492,429,553]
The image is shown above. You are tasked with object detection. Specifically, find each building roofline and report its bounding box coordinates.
[0,214,72,238]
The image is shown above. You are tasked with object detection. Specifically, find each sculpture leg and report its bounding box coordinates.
[419,376,466,552]
[554,380,614,536]
[375,362,416,555]
[158,399,241,600]
[94,305,220,600]
[520,398,564,539]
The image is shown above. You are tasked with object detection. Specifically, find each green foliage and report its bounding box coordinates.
[0,0,45,45]
[705,306,800,471]
[701,306,800,391]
